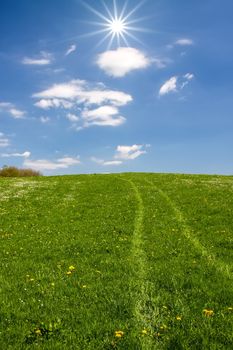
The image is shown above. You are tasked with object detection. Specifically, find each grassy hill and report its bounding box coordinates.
[0,173,232,349]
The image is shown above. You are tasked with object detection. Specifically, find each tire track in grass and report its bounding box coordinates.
[120,176,154,347]
[128,180,146,324]
[146,179,232,280]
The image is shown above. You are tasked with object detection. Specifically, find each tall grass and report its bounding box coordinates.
[0,166,41,177]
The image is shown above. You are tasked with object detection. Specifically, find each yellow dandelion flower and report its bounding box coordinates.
[203,309,214,317]
[66,271,72,275]
[141,329,148,335]
[160,325,167,330]
[115,330,124,338]
[69,265,75,271]
[35,329,42,336]
[176,316,182,321]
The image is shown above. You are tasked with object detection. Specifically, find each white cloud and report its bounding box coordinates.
[22,58,50,65]
[52,68,66,74]
[82,106,125,127]
[175,38,194,46]
[24,159,66,171]
[65,44,76,56]
[0,102,12,108]
[84,90,132,106]
[57,157,80,166]
[40,116,50,124]
[33,80,132,106]
[24,156,80,171]
[180,73,195,89]
[33,79,132,129]
[91,144,147,166]
[115,144,147,160]
[22,51,53,65]
[103,160,123,166]
[96,47,151,77]
[1,151,31,158]
[0,132,10,147]
[152,57,171,69]
[159,76,178,96]
[91,157,122,166]
[9,108,26,119]
[33,80,85,100]
[0,102,26,119]
[184,73,194,81]
[34,98,74,110]
[159,73,194,96]
[66,113,79,122]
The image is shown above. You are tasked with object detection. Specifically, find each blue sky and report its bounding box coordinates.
[0,0,233,175]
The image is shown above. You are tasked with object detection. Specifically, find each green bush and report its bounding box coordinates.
[0,166,42,177]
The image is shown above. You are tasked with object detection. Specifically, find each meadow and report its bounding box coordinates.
[0,173,232,349]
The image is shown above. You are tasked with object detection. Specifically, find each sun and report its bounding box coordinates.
[81,0,148,48]
[110,19,126,35]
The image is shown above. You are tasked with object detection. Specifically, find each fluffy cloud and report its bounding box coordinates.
[33,80,132,106]
[22,51,53,65]
[0,132,10,147]
[1,151,31,158]
[34,98,74,110]
[115,144,147,160]
[175,38,194,46]
[0,102,26,119]
[91,144,147,167]
[40,116,50,124]
[33,80,132,129]
[159,76,178,96]
[96,47,151,77]
[91,157,122,166]
[56,157,80,166]
[24,156,80,171]
[159,73,194,96]
[9,108,26,119]
[65,44,76,56]
[66,113,79,122]
[82,106,125,127]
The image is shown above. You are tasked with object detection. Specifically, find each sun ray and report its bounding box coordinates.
[101,0,114,22]
[117,34,121,47]
[78,28,110,39]
[121,34,130,47]
[123,0,147,22]
[126,15,152,26]
[107,32,116,50]
[113,0,118,20]
[81,0,150,48]
[94,31,114,50]
[124,26,154,33]
[81,20,111,28]
[81,1,111,24]
[123,31,145,46]
[119,0,128,21]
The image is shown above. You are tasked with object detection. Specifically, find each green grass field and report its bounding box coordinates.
[0,173,232,349]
